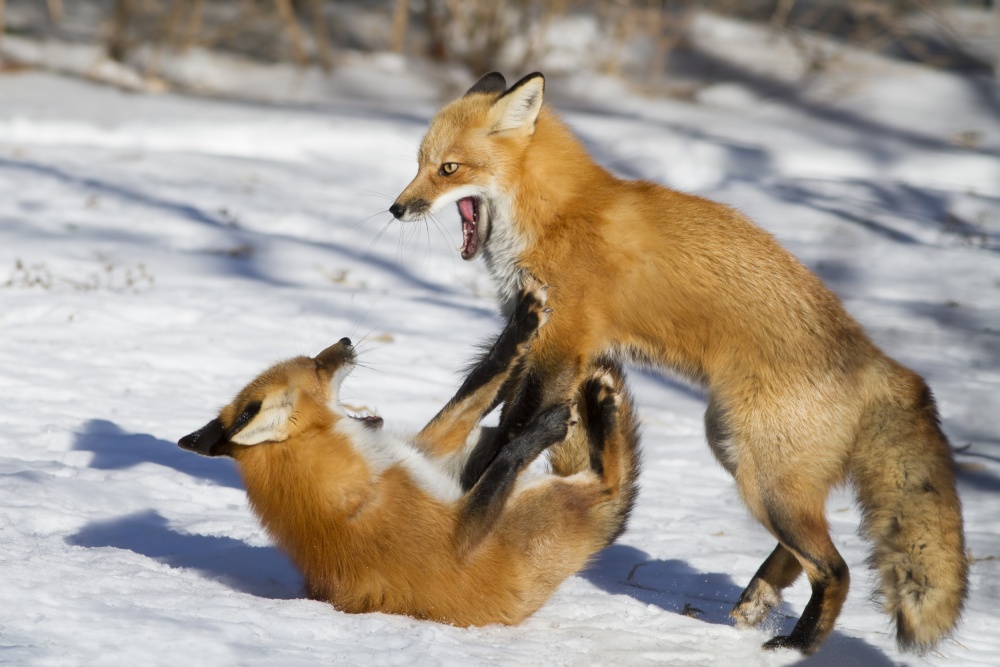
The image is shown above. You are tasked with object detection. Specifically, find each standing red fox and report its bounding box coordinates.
[179,281,641,626]
[390,72,968,654]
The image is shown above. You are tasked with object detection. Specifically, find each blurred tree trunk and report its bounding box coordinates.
[178,0,204,51]
[392,0,410,53]
[425,0,448,61]
[649,1,695,84]
[310,0,333,71]
[48,0,64,24]
[770,0,795,29]
[995,0,999,79]
[274,0,306,66]
[108,0,132,62]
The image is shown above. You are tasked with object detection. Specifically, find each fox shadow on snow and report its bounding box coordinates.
[583,544,901,666]
[68,509,302,600]
[70,419,900,660]
[73,418,241,489]
[69,419,302,599]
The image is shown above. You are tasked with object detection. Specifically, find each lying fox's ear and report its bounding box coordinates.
[229,391,294,446]
[489,72,544,135]
[465,71,507,97]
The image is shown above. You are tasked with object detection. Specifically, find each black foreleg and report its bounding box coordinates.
[454,403,573,555]
[414,280,547,456]
[459,366,546,491]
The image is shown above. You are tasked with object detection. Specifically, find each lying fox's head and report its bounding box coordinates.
[178,338,382,458]
[390,72,545,263]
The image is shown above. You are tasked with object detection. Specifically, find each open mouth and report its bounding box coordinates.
[457,196,480,260]
[328,349,383,429]
[340,396,383,429]
[349,411,384,429]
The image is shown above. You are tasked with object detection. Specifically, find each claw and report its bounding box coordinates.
[567,404,580,435]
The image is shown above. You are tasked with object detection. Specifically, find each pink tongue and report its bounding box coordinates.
[458,197,476,223]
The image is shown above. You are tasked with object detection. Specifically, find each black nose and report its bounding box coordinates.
[389,203,405,219]
[339,337,352,347]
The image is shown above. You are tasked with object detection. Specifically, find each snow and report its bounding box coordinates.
[2,19,999,666]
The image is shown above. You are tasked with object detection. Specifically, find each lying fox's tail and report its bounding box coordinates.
[851,366,969,652]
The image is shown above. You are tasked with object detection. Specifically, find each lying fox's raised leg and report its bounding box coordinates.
[457,364,639,558]
[460,341,586,491]
[455,402,576,556]
[414,277,549,459]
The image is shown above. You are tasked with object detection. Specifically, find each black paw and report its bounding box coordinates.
[762,634,812,653]
[531,402,574,443]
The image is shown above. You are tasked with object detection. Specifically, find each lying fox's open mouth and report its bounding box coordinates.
[341,396,383,429]
[329,348,384,429]
[351,413,383,428]
[457,196,480,260]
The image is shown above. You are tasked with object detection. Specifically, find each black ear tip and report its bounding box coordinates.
[525,72,545,92]
[497,72,546,102]
[465,72,507,97]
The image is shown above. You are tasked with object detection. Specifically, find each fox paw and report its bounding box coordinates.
[762,633,815,654]
[585,367,621,416]
[567,404,580,439]
[513,274,552,334]
[731,582,780,629]
[528,402,576,446]
[593,368,621,403]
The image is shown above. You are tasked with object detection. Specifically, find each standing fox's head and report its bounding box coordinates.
[390,72,546,263]
[178,338,382,459]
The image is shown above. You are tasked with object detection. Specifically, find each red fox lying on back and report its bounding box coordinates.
[178,280,640,626]
[390,72,968,653]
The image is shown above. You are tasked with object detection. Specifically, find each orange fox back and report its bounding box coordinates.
[391,71,968,655]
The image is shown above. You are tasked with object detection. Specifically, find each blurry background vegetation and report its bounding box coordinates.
[0,1,996,95]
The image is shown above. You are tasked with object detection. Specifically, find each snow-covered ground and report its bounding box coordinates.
[2,29,999,667]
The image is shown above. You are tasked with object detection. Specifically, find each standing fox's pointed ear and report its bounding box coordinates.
[465,72,507,97]
[489,72,544,135]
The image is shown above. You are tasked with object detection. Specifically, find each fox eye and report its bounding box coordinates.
[439,162,460,176]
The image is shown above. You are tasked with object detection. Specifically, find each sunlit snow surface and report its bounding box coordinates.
[1,48,998,667]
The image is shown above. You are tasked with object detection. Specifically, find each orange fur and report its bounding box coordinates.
[180,320,640,627]
[392,72,968,654]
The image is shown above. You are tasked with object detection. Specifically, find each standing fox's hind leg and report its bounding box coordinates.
[736,489,849,654]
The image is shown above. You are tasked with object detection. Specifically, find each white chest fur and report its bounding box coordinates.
[482,198,526,315]
[334,419,464,504]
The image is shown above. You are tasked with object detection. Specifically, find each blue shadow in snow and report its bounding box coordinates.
[73,418,242,489]
[584,544,901,666]
[582,544,743,626]
[67,509,301,600]
[0,156,480,301]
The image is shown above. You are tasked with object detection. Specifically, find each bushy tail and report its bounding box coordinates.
[851,369,968,652]
[549,362,641,546]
